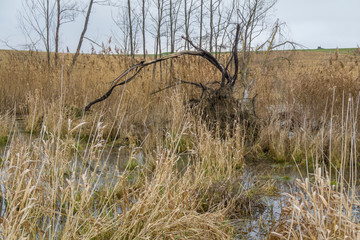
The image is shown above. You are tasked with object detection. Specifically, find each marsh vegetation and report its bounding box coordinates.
[0,46,360,239]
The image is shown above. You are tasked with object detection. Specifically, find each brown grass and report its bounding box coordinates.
[1,48,360,238]
[270,92,360,239]
[0,112,243,238]
[270,169,360,240]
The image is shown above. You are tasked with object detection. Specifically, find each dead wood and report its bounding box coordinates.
[85,24,242,112]
[84,24,260,136]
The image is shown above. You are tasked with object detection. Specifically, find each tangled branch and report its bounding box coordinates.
[85,24,241,112]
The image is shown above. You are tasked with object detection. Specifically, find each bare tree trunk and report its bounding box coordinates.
[168,0,181,79]
[159,32,162,81]
[128,0,134,64]
[46,0,51,66]
[152,37,158,81]
[218,0,235,57]
[55,0,60,67]
[68,0,94,75]
[209,0,213,53]
[184,0,194,51]
[157,1,163,59]
[169,0,173,53]
[142,0,146,59]
[169,0,181,53]
[169,0,174,78]
[184,0,188,50]
[199,0,203,48]
[152,0,164,81]
[214,0,222,58]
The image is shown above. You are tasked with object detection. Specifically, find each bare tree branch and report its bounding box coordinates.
[182,35,231,84]
[84,39,234,111]
[229,23,240,87]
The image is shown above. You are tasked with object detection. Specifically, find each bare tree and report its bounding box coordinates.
[149,0,168,81]
[209,0,214,52]
[235,0,287,103]
[113,8,129,54]
[168,0,182,54]
[141,0,149,59]
[20,0,80,67]
[178,0,200,76]
[45,0,51,64]
[166,0,182,78]
[213,0,223,56]
[199,0,204,48]
[85,0,295,132]
[55,0,79,66]
[55,0,81,66]
[150,0,167,58]
[213,0,235,57]
[20,0,56,65]
[68,0,94,75]
[127,0,135,63]
[55,0,61,65]
[182,0,198,50]
[113,1,141,58]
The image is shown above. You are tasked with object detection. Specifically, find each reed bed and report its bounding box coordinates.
[270,93,360,239]
[0,111,14,145]
[0,90,261,238]
[270,168,360,240]
[0,111,240,239]
[1,48,360,238]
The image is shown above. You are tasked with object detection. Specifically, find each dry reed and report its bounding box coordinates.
[1,48,360,239]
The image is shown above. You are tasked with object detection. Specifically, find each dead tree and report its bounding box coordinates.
[67,0,94,75]
[20,0,56,66]
[55,0,79,67]
[84,24,249,130]
[85,18,294,133]
[127,0,135,64]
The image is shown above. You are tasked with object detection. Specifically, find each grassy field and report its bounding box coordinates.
[0,48,360,239]
[302,47,359,54]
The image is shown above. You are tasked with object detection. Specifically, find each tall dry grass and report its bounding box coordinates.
[2,49,359,151]
[0,81,264,239]
[0,50,213,145]
[270,94,360,239]
[270,168,360,240]
[0,110,243,239]
[1,48,360,238]
[0,111,15,145]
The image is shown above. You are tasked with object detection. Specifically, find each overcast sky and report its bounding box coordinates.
[1,0,359,52]
[276,0,360,49]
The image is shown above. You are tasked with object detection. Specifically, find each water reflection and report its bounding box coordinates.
[236,160,303,239]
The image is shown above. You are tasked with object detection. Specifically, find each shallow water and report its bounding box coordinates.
[0,135,303,239]
[1,122,358,239]
[93,148,304,239]
[237,160,303,239]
